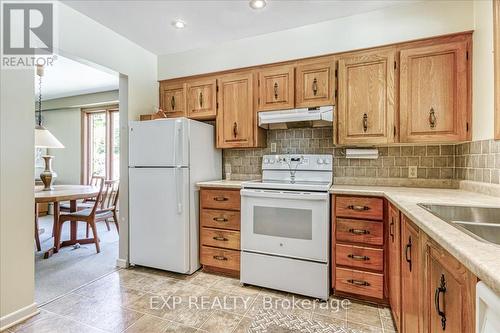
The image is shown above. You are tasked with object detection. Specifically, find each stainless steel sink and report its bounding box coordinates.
[418,203,500,246]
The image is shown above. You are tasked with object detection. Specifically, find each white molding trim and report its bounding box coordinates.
[0,303,39,331]
[116,258,128,268]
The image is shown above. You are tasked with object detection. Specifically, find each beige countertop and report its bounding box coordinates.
[198,180,500,294]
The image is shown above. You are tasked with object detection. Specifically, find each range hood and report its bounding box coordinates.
[258,105,334,129]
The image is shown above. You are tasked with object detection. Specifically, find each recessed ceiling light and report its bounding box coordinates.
[172,19,186,29]
[249,0,267,10]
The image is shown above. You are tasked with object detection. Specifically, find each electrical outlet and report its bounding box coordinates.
[408,166,418,178]
[271,142,277,153]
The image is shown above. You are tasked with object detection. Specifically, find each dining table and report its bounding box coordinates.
[35,185,101,258]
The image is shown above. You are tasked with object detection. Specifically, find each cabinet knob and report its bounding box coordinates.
[348,254,370,261]
[213,217,228,222]
[347,279,370,287]
[171,96,176,110]
[429,107,437,128]
[434,274,447,330]
[312,78,318,96]
[348,228,370,235]
[213,236,229,242]
[233,122,238,138]
[213,196,228,202]
[348,205,370,211]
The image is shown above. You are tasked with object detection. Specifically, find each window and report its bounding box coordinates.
[82,105,119,183]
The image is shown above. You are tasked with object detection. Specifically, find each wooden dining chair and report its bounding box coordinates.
[60,175,105,212]
[56,181,104,253]
[86,180,120,237]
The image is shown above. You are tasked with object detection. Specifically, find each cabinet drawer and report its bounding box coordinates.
[336,196,384,220]
[336,218,383,246]
[201,189,240,211]
[201,209,240,231]
[336,244,383,271]
[200,246,240,271]
[201,228,240,250]
[335,267,384,299]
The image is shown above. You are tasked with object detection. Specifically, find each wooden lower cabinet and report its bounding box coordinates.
[401,216,423,333]
[199,187,241,277]
[388,204,401,332]
[332,195,386,303]
[397,214,477,333]
[423,238,476,333]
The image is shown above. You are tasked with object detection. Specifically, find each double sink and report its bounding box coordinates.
[418,203,500,246]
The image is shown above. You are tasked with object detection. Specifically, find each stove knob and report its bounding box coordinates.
[323,159,330,165]
[264,158,269,164]
[317,158,324,165]
[269,159,275,164]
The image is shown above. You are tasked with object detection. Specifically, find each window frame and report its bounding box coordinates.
[81,104,119,184]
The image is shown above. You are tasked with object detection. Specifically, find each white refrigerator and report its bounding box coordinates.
[129,118,221,274]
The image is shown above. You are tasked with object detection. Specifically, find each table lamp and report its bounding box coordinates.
[34,65,64,190]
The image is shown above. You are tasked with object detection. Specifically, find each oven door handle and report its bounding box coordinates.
[240,189,328,201]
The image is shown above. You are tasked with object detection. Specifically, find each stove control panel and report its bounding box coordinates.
[262,154,333,171]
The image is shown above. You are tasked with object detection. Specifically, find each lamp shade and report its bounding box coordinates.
[35,125,65,148]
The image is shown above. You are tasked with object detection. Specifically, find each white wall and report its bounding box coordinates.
[0,69,38,329]
[158,0,474,79]
[472,0,495,140]
[43,108,81,184]
[0,2,157,328]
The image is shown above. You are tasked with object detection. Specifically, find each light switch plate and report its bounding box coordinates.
[408,166,418,178]
[271,142,277,153]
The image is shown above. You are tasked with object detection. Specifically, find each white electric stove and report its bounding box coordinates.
[240,154,332,300]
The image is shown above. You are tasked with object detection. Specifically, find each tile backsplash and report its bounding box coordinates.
[222,127,500,187]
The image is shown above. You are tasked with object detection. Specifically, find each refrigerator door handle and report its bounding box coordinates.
[173,119,183,167]
[175,166,183,214]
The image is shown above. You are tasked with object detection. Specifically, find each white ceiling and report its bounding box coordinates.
[64,0,411,55]
[37,56,119,100]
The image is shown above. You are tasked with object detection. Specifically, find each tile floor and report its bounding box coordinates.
[7,267,397,333]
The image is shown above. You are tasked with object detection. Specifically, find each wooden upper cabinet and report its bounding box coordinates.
[257,65,295,111]
[295,61,335,108]
[388,204,401,333]
[423,239,476,333]
[186,78,217,120]
[337,50,395,145]
[216,72,255,148]
[400,41,470,143]
[160,82,186,118]
[401,216,423,333]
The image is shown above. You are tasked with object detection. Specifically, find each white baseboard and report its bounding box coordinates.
[0,303,39,332]
[116,258,128,268]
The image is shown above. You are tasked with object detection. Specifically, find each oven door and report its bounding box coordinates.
[241,189,329,262]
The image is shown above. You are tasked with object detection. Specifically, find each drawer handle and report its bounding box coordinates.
[213,196,229,202]
[348,254,370,261]
[349,228,370,235]
[363,113,368,132]
[213,236,228,242]
[347,279,370,287]
[348,205,370,211]
[213,255,228,261]
[273,82,279,99]
[213,217,228,222]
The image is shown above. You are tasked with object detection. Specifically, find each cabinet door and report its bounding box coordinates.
[216,72,254,148]
[296,61,335,108]
[424,240,476,333]
[186,78,217,120]
[388,204,401,333]
[160,82,186,118]
[337,50,395,145]
[400,41,469,142]
[401,216,422,333]
[257,65,295,111]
